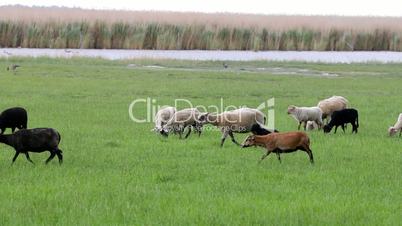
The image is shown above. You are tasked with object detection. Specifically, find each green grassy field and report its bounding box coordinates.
[0,57,401,225]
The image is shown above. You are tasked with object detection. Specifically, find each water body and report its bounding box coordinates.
[1,48,402,63]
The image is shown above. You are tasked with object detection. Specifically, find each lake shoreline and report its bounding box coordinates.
[2,48,402,63]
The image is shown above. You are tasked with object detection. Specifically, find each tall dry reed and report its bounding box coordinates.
[0,6,401,51]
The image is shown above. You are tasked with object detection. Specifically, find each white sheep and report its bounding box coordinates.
[388,113,402,137]
[287,105,323,130]
[198,107,266,147]
[317,96,348,121]
[162,108,202,139]
[152,106,176,136]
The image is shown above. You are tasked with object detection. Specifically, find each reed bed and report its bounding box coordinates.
[0,6,401,51]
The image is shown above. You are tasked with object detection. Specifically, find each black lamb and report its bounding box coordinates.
[323,108,359,134]
[250,123,279,135]
[0,107,28,134]
[0,128,63,164]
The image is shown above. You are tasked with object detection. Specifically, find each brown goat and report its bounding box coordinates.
[241,132,314,163]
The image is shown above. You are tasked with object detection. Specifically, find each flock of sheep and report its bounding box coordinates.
[0,94,400,164]
[153,96,401,163]
[0,107,63,164]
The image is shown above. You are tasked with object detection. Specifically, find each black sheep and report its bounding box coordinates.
[0,128,63,164]
[323,108,359,134]
[0,107,28,134]
[250,123,279,135]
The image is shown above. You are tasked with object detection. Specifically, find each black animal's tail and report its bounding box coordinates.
[356,114,359,128]
[57,131,62,143]
[55,130,63,153]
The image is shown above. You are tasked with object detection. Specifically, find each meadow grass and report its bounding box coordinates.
[1,6,402,51]
[0,57,401,225]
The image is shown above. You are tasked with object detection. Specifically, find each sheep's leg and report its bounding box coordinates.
[196,125,202,137]
[298,122,302,130]
[24,152,34,164]
[300,145,314,164]
[341,124,345,133]
[45,151,56,164]
[228,131,240,146]
[303,121,307,131]
[0,127,4,134]
[184,126,192,139]
[178,127,184,139]
[351,123,357,133]
[334,126,338,134]
[276,152,281,163]
[399,129,401,137]
[259,150,272,163]
[220,130,229,147]
[11,127,16,133]
[306,148,314,164]
[11,152,20,164]
[316,120,323,130]
[56,149,63,164]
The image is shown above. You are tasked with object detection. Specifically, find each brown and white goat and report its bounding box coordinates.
[241,132,314,163]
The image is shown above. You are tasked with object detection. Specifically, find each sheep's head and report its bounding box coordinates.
[160,129,169,137]
[152,125,169,137]
[160,125,171,137]
[323,125,332,133]
[241,135,256,148]
[388,127,397,136]
[287,105,296,114]
[197,113,210,125]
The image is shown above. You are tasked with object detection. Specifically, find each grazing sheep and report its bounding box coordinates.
[250,123,278,135]
[0,128,62,164]
[317,96,348,121]
[287,105,323,130]
[323,108,359,134]
[198,108,266,147]
[152,106,176,137]
[241,132,314,164]
[388,113,402,137]
[162,108,203,139]
[0,107,28,134]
